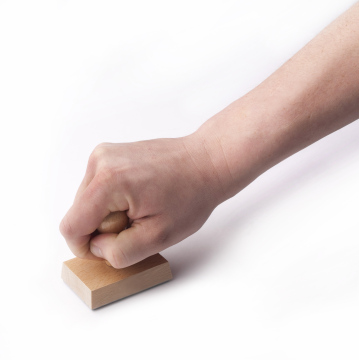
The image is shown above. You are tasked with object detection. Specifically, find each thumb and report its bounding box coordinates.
[89,220,164,268]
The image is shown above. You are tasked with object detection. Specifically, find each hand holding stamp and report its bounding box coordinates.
[62,211,172,309]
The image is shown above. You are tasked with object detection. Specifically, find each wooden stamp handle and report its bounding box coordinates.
[97,211,129,234]
[97,211,129,266]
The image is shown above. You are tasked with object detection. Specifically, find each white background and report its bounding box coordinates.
[0,0,358,359]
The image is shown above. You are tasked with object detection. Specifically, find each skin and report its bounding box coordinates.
[60,2,359,269]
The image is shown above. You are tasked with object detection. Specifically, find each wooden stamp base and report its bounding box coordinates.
[62,253,172,309]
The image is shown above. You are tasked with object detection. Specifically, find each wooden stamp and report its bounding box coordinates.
[62,211,172,309]
[62,253,172,309]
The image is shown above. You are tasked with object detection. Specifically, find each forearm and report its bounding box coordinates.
[192,2,359,201]
[61,2,359,267]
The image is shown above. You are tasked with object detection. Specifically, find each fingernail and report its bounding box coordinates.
[91,244,103,258]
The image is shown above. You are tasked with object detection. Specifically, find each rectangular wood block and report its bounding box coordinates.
[62,253,172,309]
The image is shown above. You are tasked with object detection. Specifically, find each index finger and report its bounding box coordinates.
[60,174,124,259]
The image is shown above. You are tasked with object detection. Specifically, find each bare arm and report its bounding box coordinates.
[195,2,359,202]
[60,2,359,268]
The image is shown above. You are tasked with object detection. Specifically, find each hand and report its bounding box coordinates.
[61,3,359,269]
[60,135,224,268]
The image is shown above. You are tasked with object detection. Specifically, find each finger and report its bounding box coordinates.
[60,174,128,259]
[73,155,98,201]
[89,217,168,268]
[73,142,112,201]
[74,173,92,201]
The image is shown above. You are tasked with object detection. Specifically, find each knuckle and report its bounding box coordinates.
[89,143,110,164]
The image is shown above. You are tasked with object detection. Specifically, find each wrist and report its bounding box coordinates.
[192,92,293,201]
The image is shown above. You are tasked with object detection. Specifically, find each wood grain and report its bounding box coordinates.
[62,253,172,309]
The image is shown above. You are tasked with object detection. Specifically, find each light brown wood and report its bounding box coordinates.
[62,211,172,308]
[97,211,128,234]
[62,253,172,309]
